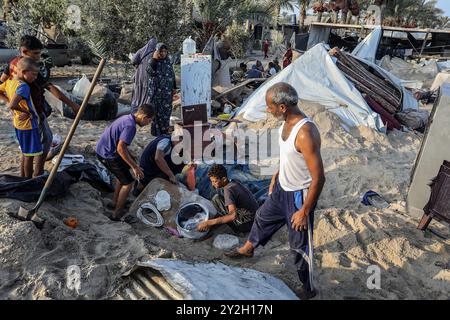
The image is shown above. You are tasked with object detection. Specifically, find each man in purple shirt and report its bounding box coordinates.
[96,104,155,220]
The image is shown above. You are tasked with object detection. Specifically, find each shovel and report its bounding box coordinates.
[16,58,106,228]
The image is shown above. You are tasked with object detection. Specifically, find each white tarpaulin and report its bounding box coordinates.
[431,72,450,91]
[352,26,382,64]
[379,56,439,90]
[237,44,385,131]
[137,259,298,300]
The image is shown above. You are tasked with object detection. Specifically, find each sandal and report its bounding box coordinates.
[224,248,254,259]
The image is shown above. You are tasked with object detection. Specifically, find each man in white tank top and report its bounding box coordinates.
[226,82,325,299]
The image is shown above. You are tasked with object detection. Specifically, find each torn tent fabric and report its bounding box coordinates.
[236,44,385,132]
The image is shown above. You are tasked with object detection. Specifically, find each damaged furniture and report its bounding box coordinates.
[407,83,450,221]
[418,160,450,231]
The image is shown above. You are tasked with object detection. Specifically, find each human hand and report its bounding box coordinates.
[268,178,276,195]
[291,208,308,232]
[197,221,211,232]
[152,50,160,60]
[187,161,197,169]
[18,112,31,122]
[132,166,144,180]
[169,175,178,185]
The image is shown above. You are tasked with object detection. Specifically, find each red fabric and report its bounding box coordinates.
[283,49,293,68]
[186,166,196,191]
[364,95,402,130]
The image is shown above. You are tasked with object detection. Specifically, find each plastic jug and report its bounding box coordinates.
[183,36,196,55]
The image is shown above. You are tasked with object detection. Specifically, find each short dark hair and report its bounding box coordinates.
[137,103,155,118]
[208,164,228,180]
[17,56,40,71]
[20,35,43,50]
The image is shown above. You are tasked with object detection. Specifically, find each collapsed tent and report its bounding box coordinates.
[237,44,384,131]
[333,50,420,130]
[0,163,113,202]
[380,56,439,90]
[351,26,382,64]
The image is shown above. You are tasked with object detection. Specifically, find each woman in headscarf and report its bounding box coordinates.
[130,38,157,113]
[147,43,177,136]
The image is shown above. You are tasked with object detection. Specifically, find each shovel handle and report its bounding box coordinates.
[33,59,106,211]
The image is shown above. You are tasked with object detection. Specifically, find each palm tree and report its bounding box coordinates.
[273,0,295,24]
[299,0,311,28]
[191,0,274,48]
[381,0,445,27]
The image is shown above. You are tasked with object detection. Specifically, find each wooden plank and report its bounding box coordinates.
[214,78,266,100]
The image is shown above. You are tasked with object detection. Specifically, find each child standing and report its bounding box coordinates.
[96,104,155,220]
[0,57,43,178]
[1,35,80,176]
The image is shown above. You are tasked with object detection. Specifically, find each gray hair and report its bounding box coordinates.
[266,82,298,108]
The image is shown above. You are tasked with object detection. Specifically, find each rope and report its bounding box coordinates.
[136,202,164,227]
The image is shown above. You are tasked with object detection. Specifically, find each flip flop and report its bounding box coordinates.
[123,215,139,224]
[224,249,254,259]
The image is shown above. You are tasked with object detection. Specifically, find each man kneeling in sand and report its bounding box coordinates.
[96,104,155,220]
[226,83,325,300]
[197,164,259,234]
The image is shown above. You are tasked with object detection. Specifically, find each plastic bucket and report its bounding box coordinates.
[176,202,209,239]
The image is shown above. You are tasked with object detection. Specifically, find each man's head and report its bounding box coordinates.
[207,164,229,189]
[265,82,299,120]
[134,103,155,127]
[239,62,247,72]
[20,35,43,61]
[16,57,40,83]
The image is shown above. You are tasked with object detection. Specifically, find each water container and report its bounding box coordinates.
[183,36,196,55]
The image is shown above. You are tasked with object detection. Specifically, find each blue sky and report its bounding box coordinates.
[437,0,450,16]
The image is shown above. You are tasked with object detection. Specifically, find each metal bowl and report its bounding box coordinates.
[175,202,209,239]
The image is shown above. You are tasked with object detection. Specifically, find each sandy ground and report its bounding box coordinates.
[0,84,449,299]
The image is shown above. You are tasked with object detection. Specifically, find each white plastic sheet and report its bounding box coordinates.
[236,44,385,131]
[352,26,382,64]
[137,259,299,300]
[431,72,450,91]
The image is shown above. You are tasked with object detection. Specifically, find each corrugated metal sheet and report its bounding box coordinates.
[117,268,184,300]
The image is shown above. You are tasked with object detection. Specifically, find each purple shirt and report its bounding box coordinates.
[96,114,137,159]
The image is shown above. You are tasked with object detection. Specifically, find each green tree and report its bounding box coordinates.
[191,0,274,49]
[6,0,70,47]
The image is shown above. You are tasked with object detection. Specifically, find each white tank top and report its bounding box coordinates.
[278,118,314,191]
